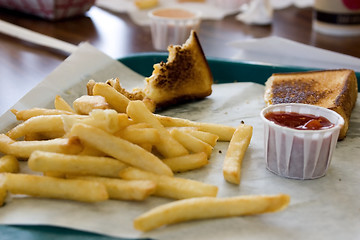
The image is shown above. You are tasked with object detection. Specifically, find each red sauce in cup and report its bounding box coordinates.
[265,111,335,130]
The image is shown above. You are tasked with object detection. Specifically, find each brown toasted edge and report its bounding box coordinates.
[334,70,358,140]
[187,30,213,85]
[269,68,352,78]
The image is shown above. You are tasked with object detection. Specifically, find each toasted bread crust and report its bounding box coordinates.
[264,69,358,140]
[144,30,213,108]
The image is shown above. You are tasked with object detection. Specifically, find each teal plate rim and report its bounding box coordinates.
[118,52,360,87]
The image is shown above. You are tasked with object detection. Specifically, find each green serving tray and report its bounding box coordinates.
[1,53,359,240]
[119,52,360,86]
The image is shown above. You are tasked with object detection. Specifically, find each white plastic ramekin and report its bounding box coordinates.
[260,103,344,180]
[148,8,201,50]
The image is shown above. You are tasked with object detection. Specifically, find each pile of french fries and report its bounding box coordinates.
[0,79,290,232]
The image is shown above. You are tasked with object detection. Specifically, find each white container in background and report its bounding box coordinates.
[210,0,249,10]
[313,0,360,36]
[148,8,201,51]
[260,103,344,180]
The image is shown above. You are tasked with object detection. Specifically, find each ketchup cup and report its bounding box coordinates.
[260,103,344,180]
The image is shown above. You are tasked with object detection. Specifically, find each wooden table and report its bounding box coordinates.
[0,5,359,114]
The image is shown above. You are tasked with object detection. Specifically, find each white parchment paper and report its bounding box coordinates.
[0,42,359,240]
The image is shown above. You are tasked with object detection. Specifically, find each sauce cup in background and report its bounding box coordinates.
[313,0,360,36]
[148,8,201,51]
[260,103,344,180]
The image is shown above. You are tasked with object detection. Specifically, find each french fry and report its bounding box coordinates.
[126,101,188,158]
[82,110,130,134]
[134,194,290,231]
[6,115,65,140]
[73,95,109,115]
[86,79,96,95]
[54,95,75,113]
[11,108,75,121]
[69,123,173,176]
[103,78,156,112]
[182,129,219,147]
[170,128,213,158]
[93,82,130,113]
[223,124,253,185]
[43,171,66,178]
[77,143,106,157]
[69,176,156,201]
[0,155,19,173]
[162,152,208,173]
[156,114,236,141]
[0,134,83,158]
[115,125,160,145]
[119,167,218,199]
[0,174,6,206]
[28,151,128,178]
[5,173,109,202]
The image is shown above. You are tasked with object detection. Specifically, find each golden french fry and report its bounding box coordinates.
[26,131,66,140]
[0,178,7,207]
[93,82,130,113]
[54,95,75,113]
[138,143,153,152]
[11,108,74,121]
[77,143,106,157]
[5,173,109,203]
[43,171,66,178]
[70,123,173,176]
[116,125,160,145]
[0,155,19,173]
[156,114,236,141]
[86,79,96,95]
[223,124,253,185]
[28,151,128,178]
[170,128,213,158]
[73,95,109,115]
[119,167,218,199]
[23,132,44,141]
[134,194,290,231]
[70,176,156,201]
[127,101,188,158]
[162,152,208,173]
[82,110,130,134]
[0,134,83,158]
[6,115,65,140]
[61,110,130,136]
[182,129,219,147]
[0,174,6,206]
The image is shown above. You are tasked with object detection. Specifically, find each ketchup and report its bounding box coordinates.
[265,111,335,130]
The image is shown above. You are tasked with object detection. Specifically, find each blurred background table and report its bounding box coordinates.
[0,4,359,114]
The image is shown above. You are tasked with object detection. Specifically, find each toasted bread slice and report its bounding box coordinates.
[264,69,358,140]
[143,30,213,108]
